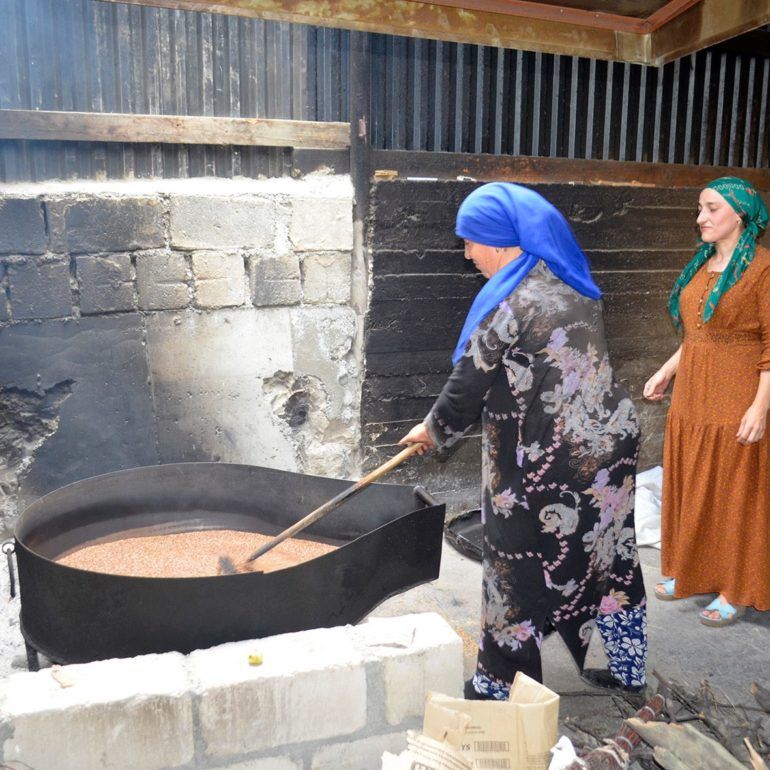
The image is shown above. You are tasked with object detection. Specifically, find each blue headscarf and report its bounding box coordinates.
[452,183,601,365]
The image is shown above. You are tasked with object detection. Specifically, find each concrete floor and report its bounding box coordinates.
[372,539,770,719]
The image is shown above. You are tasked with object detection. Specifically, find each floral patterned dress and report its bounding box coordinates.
[425,261,647,698]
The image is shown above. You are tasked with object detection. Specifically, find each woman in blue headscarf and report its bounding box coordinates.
[400,183,647,700]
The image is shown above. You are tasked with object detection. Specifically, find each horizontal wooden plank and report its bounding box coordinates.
[101,0,636,63]
[0,110,350,149]
[651,0,770,65]
[399,0,658,33]
[370,151,770,191]
[363,372,448,402]
[365,349,454,377]
[594,270,681,295]
[105,0,761,66]
[586,249,692,271]
[371,274,483,302]
[371,249,468,276]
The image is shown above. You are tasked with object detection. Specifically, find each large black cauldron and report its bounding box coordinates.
[15,462,445,665]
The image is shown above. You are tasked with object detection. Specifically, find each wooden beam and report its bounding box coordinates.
[398,0,653,33]
[369,150,770,191]
[644,0,702,32]
[0,110,351,149]
[650,0,770,65]
[95,0,770,65]
[98,0,642,63]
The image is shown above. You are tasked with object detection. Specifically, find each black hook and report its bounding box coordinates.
[2,541,16,599]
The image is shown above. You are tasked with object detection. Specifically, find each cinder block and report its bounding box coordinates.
[76,254,135,315]
[170,196,277,250]
[249,252,301,307]
[190,627,368,758]
[47,196,165,254]
[220,758,301,770]
[7,260,72,320]
[192,251,246,308]
[302,252,352,305]
[311,732,408,770]
[0,198,47,255]
[353,613,463,726]
[291,198,353,251]
[0,653,194,770]
[136,250,189,311]
[252,278,302,307]
[250,252,300,281]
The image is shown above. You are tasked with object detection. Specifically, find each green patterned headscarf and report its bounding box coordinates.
[668,176,769,328]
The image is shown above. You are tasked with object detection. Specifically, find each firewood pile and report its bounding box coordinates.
[559,670,770,769]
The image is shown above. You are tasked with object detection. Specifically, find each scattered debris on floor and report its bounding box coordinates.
[558,669,770,770]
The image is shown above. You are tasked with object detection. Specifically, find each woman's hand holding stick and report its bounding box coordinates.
[398,423,436,456]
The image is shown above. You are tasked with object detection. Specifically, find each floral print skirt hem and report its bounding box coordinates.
[595,606,648,688]
[469,605,648,698]
[471,671,513,700]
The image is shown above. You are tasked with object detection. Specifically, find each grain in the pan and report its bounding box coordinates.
[57,529,338,577]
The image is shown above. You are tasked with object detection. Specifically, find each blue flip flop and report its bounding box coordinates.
[654,578,677,601]
[700,597,746,627]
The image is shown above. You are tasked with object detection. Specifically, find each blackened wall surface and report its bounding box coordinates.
[0,178,360,534]
[362,179,742,510]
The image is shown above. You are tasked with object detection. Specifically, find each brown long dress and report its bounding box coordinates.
[662,245,770,611]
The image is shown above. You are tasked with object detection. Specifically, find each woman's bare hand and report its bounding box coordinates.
[398,423,435,455]
[643,369,673,401]
[737,403,767,445]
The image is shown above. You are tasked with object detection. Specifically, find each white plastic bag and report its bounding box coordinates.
[548,736,579,770]
[635,465,663,549]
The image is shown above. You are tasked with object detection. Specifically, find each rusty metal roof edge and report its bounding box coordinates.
[93,0,769,66]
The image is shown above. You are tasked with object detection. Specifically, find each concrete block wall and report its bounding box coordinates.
[0,613,463,770]
[0,177,361,531]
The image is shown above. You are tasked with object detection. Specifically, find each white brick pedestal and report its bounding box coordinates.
[0,613,462,770]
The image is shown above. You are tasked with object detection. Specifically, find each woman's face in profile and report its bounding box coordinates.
[696,188,743,244]
[463,239,500,279]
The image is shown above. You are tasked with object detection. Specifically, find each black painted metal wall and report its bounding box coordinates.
[1,0,769,181]
[369,39,770,168]
[362,179,756,507]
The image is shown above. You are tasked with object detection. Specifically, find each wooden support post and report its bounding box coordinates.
[349,30,372,472]
[350,31,371,228]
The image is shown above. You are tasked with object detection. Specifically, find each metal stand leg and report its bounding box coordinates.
[25,642,40,672]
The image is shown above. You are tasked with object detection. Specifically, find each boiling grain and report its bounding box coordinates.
[57,529,338,577]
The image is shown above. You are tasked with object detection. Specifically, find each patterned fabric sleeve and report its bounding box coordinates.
[757,264,770,371]
[425,301,518,449]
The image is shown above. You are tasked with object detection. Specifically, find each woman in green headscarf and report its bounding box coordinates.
[644,176,770,626]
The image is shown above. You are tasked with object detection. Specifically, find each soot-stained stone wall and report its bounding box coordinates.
[362,179,710,512]
[0,177,359,533]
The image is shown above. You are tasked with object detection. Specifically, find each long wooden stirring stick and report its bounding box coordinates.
[218,442,425,574]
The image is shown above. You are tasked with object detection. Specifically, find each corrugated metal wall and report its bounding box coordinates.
[0,0,349,180]
[1,0,768,181]
[369,39,770,167]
